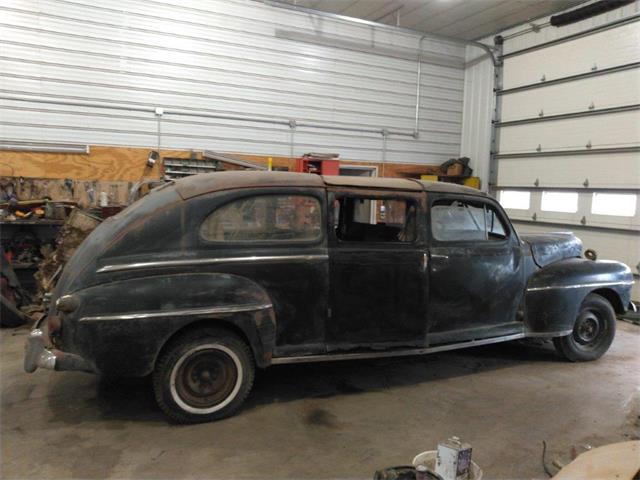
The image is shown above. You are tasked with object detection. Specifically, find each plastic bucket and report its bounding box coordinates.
[412,450,483,480]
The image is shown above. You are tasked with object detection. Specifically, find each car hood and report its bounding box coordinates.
[521,232,583,268]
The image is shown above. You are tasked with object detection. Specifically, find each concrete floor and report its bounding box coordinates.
[1,322,639,479]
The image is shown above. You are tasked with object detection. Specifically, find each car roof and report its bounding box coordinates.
[174,170,486,200]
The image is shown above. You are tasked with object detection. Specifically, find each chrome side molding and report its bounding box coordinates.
[97,254,329,273]
[79,303,272,322]
[271,332,526,365]
[526,280,634,292]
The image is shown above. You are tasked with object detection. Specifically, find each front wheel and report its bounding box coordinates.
[153,327,255,423]
[553,293,616,362]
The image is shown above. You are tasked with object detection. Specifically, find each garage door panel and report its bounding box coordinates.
[497,152,640,189]
[498,110,640,153]
[503,21,640,90]
[512,221,640,300]
[500,68,640,122]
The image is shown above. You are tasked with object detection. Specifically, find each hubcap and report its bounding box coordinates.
[573,310,602,346]
[175,349,238,409]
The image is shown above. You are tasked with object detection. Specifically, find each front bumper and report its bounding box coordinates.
[24,328,95,374]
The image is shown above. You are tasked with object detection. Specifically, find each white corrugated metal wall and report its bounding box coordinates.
[461,0,640,300]
[0,0,467,165]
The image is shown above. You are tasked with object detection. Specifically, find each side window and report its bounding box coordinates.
[431,199,507,242]
[200,194,321,242]
[334,196,417,243]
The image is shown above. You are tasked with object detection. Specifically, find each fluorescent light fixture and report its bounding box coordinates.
[0,141,90,154]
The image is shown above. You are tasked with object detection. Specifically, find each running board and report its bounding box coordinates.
[270,332,526,365]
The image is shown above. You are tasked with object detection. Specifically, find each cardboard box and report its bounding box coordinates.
[446,163,464,176]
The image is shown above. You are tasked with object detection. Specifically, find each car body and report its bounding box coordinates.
[25,171,634,422]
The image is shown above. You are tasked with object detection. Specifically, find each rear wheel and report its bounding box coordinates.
[153,327,255,423]
[553,293,616,362]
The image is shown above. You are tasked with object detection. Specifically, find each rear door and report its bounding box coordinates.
[196,187,329,356]
[426,194,526,344]
[326,188,428,350]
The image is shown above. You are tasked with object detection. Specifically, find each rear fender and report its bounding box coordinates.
[524,258,632,336]
[64,273,276,375]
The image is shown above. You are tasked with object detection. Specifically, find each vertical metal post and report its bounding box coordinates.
[155,107,164,154]
[381,129,389,177]
[289,119,296,160]
[414,37,426,139]
[488,37,504,197]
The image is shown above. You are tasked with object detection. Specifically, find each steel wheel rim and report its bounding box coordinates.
[573,308,605,349]
[170,344,243,415]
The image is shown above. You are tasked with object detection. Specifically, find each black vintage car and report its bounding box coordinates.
[25,172,633,422]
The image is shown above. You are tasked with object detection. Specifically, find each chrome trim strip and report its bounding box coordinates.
[97,254,329,273]
[271,332,526,365]
[79,303,272,322]
[526,329,573,338]
[527,281,634,292]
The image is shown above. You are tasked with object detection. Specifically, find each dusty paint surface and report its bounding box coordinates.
[2,322,639,479]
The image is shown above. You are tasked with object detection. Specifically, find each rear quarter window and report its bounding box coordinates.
[200,194,322,242]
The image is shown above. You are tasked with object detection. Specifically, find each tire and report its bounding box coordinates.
[153,327,255,423]
[553,293,616,362]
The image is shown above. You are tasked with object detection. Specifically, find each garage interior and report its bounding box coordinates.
[1,0,639,478]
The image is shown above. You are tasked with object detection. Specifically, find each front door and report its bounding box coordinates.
[426,194,526,344]
[326,189,428,350]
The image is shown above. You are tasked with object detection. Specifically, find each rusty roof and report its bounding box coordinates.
[174,170,485,200]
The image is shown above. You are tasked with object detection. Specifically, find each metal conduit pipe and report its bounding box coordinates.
[414,34,498,139]
[0,95,414,137]
[501,21,551,41]
[262,1,498,141]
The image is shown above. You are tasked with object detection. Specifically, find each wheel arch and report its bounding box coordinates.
[524,258,632,336]
[590,288,624,314]
[152,310,275,372]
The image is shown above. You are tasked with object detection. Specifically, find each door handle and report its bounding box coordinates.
[421,253,428,272]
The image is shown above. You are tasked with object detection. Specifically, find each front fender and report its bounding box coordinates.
[61,273,276,376]
[524,258,633,336]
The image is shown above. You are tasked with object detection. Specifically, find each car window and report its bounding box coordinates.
[334,196,416,243]
[431,199,507,242]
[201,194,322,242]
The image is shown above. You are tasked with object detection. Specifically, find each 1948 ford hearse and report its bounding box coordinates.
[25,172,633,422]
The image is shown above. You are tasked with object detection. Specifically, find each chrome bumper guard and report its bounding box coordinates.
[24,329,94,374]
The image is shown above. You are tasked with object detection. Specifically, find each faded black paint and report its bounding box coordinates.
[45,172,633,377]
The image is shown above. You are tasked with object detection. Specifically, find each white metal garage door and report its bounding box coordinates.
[494,15,640,300]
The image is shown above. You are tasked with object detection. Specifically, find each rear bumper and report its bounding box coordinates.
[24,328,95,374]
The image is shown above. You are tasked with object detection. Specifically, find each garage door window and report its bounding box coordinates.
[591,193,637,217]
[541,191,579,213]
[431,199,507,242]
[201,194,322,242]
[499,190,531,210]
